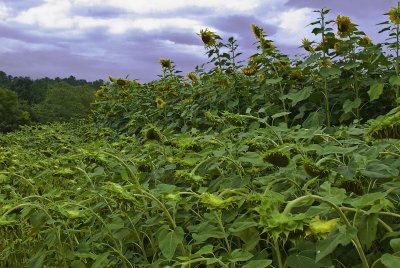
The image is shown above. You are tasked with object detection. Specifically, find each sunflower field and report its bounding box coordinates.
[1,6,400,268]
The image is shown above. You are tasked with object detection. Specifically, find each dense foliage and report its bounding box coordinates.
[1,6,400,268]
[0,72,103,131]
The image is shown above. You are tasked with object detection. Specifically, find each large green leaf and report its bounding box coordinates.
[230,249,254,262]
[368,81,384,101]
[319,67,341,77]
[349,192,387,208]
[315,225,357,262]
[158,227,184,260]
[287,254,322,268]
[286,86,313,106]
[242,259,272,268]
[389,75,400,86]
[343,98,361,114]
[380,254,400,268]
[357,214,378,250]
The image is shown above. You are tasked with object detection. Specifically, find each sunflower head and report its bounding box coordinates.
[289,70,303,81]
[260,38,275,51]
[360,35,372,48]
[301,38,314,53]
[389,7,400,25]
[307,217,340,239]
[251,23,264,40]
[241,65,258,76]
[95,88,104,98]
[159,58,172,69]
[336,15,354,37]
[186,72,198,82]
[155,97,166,109]
[198,28,216,48]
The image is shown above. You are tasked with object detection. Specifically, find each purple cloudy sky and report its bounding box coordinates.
[0,0,397,82]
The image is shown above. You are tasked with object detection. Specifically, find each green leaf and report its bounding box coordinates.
[299,53,321,68]
[320,67,341,77]
[316,225,357,262]
[238,152,264,167]
[91,253,110,268]
[230,249,254,262]
[362,161,399,179]
[264,77,282,85]
[158,227,184,260]
[343,62,360,70]
[349,192,387,208]
[390,238,400,252]
[357,214,378,250]
[302,111,325,128]
[368,81,384,101]
[193,245,214,256]
[343,98,361,114]
[286,86,313,106]
[271,111,291,119]
[242,259,272,268]
[389,76,400,86]
[380,254,400,268]
[71,260,86,268]
[287,254,321,268]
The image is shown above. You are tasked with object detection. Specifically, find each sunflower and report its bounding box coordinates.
[260,38,275,51]
[241,65,258,76]
[95,88,104,98]
[301,38,314,53]
[389,7,400,24]
[336,15,354,37]
[159,58,172,69]
[186,72,198,82]
[155,97,166,109]
[251,23,264,40]
[289,70,303,80]
[198,28,216,48]
[307,217,340,239]
[360,35,372,48]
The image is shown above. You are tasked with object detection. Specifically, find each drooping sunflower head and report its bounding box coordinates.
[289,69,303,81]
[389,7,400,25]
[307,217,340,239]
[301,38,314,53]
[336,15,354,37]
[95,88,104,98]
[155,97,166,109]
[198,28,216,48]
[251,23,264,40]
[260,38,275,51]
[159,58,172,69]
[186,72,198,82]
[262,149,290,167]
[241,65,258,76]
[360,35,372,48]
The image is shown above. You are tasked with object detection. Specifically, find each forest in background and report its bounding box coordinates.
[0,71,104,132]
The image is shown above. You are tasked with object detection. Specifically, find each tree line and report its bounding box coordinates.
[0,71,104,132]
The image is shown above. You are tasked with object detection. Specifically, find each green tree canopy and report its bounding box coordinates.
[0,87,30,132]
[32,82,95,122]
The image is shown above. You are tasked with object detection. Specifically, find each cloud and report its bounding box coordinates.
[269,7,316,47]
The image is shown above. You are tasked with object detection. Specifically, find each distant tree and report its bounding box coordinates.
[9,76,33,102]
[0,87,31,132]
[32,82,95,122]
